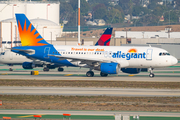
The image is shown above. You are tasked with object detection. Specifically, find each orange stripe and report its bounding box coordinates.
[78,8,80,25]
[3,117,11,119]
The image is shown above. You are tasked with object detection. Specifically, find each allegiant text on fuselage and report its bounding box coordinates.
[112,51,146,60]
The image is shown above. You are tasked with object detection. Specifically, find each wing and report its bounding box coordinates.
[49,54,129,68]
[49,54,111,66]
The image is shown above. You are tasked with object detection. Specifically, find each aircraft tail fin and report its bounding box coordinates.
[95,27,113,46]
[15,14,50,46]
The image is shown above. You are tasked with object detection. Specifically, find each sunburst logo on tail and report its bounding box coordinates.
[18,19,47,46]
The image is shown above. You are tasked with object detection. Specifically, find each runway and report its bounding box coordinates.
[1,110,180,117]
[1,86,180,97]
[0,72,180,82]
[0,65,180,82]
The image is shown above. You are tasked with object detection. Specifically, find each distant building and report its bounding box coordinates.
[160,16,164,22]
[162,0,173,4]
[0,1,62,51]
[86,21,97,26]
[110,0,119,6]
[124,14,131,22]
[157,2,163,5]
[93,19,106,26]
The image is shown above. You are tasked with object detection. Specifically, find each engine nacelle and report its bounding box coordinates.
[100,63,120,74]
[47,64,56,69]
[22,62,35,69]
[121,68,141,74]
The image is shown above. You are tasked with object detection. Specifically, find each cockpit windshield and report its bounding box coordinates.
[0,52,5,55]
[159,52,170,56]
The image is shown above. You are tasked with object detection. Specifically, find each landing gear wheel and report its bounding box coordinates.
[58,67,64,72]
[100,72,108,77]
[9,68,13,71]
[149,73,154,78]
[43,67,49,72]
[86,71,94,77]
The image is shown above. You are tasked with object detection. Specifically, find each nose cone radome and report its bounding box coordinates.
[171,57,178,65]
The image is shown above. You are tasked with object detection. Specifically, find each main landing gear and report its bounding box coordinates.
[100,72,108,77]
[9,68,13,71]
[149,68,154,78]
[43,67,49,72]
[86,71,94,77]
[58,67,64,72]
[86,71,108,77]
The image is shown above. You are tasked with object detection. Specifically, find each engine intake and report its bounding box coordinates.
[100,63,120,74]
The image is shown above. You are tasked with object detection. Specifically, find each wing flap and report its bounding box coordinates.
[49,54,103,63]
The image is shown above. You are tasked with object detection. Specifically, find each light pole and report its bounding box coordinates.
[50,32,52,44]
[43,26,47,38]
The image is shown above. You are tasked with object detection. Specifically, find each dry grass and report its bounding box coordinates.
[0,79,180,89]
[1,95,180,112]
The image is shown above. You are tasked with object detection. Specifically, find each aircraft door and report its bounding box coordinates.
[146,49,153,60]
[104,51,108,58]
[10,51,13,60]
[44,47,50,59]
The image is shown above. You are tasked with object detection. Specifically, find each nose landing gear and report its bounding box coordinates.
[148,68,154,78]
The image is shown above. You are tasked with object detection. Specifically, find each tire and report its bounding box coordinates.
[100,72,108,77]
[58,68,64,72]
[43,67,49,72]
[86,71,94,77]
[149,73,154,78]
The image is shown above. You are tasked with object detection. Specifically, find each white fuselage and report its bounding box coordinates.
[52,45,177,68]
[0,50,32,65]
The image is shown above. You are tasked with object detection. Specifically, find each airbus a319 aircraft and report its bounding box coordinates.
[11,14,178,77]
[0,25,113,71]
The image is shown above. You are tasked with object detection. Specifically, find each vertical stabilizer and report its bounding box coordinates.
[15,14,50,46]
[95,27,113,46]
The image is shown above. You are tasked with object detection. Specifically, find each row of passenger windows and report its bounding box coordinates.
[159,52,170,56]
[55,51,105,55]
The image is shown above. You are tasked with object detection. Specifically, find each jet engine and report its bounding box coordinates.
[22,62,35,69]
[100,63,120,74]
[121,68,141,74]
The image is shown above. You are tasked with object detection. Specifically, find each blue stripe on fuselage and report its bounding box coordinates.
[12,45,76,67]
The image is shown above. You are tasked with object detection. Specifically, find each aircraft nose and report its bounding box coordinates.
[171,57,178,65]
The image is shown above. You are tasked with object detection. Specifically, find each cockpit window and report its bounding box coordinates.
[0,52,5,55]
[159,52,170,56]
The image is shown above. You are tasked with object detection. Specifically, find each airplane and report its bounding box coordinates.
[11,14,178,77]
[0,27,113,71]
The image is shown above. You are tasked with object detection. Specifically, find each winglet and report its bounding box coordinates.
[15,14,50,46]
[95,27,113,46]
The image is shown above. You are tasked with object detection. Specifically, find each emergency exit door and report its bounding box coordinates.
[146,49,153,60]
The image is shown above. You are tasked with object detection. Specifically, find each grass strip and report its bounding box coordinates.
[0,79,180,89]
[0,95,180,112]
